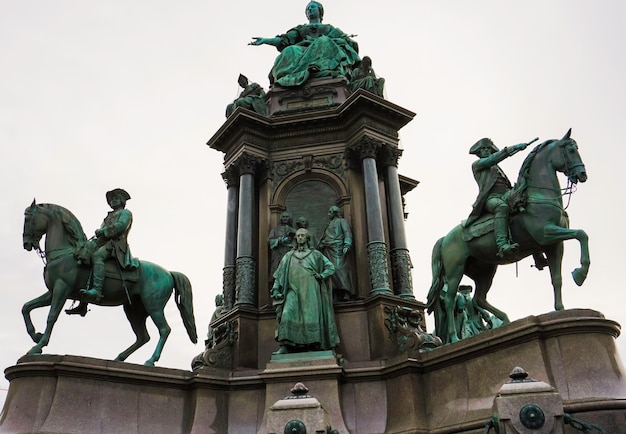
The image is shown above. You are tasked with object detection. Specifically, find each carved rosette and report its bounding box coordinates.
[235,256,256,306]
[222,265,236,310]
[366,241,392,294]
[384,305,442,355]
[390,248,414,298]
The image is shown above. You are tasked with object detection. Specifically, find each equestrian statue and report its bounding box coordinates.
[21,190,197,366]
[427,129,589,344]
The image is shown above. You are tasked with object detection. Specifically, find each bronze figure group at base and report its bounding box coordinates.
[268,206,355,355]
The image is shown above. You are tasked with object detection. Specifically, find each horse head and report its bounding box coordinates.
[23,199,46,252]
[555,128,588,185]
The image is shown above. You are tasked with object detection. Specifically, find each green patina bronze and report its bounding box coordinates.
[349,56,385,97]
[225,74,268,117]
[271,228,339,354]
[427,130,589,344]
[318,205,354,302]
[21,198,197,366]
[249,1,360,87]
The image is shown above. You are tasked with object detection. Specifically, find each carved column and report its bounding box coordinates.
[380,146,415,299]
[234,153,259,307]
[221,167,239,311]
[353,137,392,295]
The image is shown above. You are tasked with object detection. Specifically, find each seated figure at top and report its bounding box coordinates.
[250,1,360,88]
[225,74,268,118]
[349,56,385,97]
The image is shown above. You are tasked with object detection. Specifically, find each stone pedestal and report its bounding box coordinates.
[265,382,334,434]
[260,352,349,434]
[2,309,625,433]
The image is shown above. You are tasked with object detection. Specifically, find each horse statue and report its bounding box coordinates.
[427,129,589,344]
[21,201,198,366]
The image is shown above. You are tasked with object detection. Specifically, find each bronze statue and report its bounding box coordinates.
[295,215,318,247]
[206,294,226,348]
[349,56,385,97]
[268,211,297,283]
[22,200,197,366]
[225,74,268,117]
[271,228,339,354]
[427,130,589,344]
[318,205,354,302]
[79,188,139,304]
[465,138,533,257]
[249,1,360,87]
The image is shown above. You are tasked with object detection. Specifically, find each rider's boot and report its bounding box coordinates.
[494,216,518,257]
[65,302,88,316]
[81,262,105,302]
[532,252,549,270]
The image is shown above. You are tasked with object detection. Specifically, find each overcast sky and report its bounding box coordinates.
[2,1,625,404]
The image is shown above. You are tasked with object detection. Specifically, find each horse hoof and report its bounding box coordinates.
[572,269,587,286]
[32,333,44,343]
[144,360,155,367]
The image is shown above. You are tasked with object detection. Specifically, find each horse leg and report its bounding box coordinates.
[543,224,590,286]
[472,265,510,324]
[115,303,150,362]
[441,273,463,344]
[27,280,72,355]
[22,292,52,343]
[145,309,171,366]
[544,243,565,311]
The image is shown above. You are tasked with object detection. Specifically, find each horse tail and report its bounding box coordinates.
[171,271,198,344]
[426,237,445,314]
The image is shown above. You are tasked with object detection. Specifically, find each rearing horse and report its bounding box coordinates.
[426,129,589,344]
[22,201,197,366]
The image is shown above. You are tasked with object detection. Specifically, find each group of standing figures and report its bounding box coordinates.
[268,205,354,355]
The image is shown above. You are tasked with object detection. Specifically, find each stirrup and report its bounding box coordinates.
[497,242,519,258]
[80,288,104,303]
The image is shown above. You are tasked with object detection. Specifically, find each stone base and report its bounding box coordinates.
[2,309,625,433]
[266,78,350,115]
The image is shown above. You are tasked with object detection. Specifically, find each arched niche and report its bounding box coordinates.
[271,169,348,245]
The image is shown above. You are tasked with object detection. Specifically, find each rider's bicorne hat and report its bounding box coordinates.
[469,138,499,155]
[106,188,131,205]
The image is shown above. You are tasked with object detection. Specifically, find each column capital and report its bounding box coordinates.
[221,165,240,187]
[350,136,384,160]
[379,145,403,168]
[234,152,264,176]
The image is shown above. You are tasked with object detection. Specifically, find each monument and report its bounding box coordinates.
[2,2,625,433]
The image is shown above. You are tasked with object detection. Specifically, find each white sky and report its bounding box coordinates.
[2,1,625,405]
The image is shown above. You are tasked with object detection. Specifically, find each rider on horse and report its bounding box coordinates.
[67,188,139,314]
[465,138,529,257]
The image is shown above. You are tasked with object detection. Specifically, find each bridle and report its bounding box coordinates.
[24,206,47,264]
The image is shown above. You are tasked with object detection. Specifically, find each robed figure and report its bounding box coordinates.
[250,1,360,87]
[271,228,339,354]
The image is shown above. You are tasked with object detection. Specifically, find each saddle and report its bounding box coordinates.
[462,187,527,242]
[75,243,139,282]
